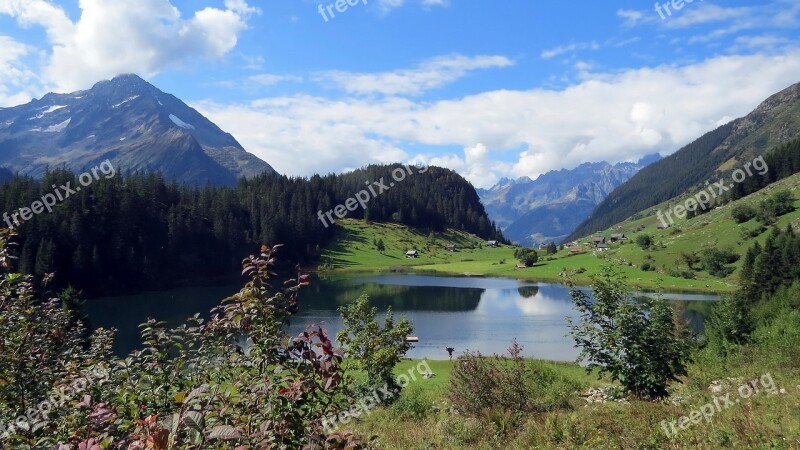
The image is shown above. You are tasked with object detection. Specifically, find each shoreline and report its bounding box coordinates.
[312,265,732,295]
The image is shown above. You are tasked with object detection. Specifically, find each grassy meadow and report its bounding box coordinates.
[319,171,800,294]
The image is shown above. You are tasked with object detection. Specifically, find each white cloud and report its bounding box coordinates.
[731,34,793,52]
[0,0,258,93]
[196,50,800,188]
[617,9,653,28]
[664,4,751,28]
[540,41,600,60]
[248,74,302,86]
[317,54,513,96]
[427,144,512,188]
[0,35,40,107]
[621,0,800,47]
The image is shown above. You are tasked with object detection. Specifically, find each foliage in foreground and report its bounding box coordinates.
[337,294,413,398]
[568,266,694,398]
[447,340,578,418]
[0,232,373,449]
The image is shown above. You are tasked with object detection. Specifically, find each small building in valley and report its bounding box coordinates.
[406,250,419,258]
[445,244,457,252]
[487,240,499,247]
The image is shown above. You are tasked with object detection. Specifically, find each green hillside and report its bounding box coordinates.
[321,170,800,293]
[568,81,800,241]
[567,170,800,289]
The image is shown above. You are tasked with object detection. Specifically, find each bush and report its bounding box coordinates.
[447,340,578,417]
[635,234,653,250]
[705,294,754,356]
[669,269,696,279]
[392,385,434,420]
[730,204,756,223]
[700,248,739,277]
[756,190,795,224]
[568,266,694,398]
[514,248,539,267]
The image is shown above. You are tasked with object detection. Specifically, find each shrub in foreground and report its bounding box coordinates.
[447,340,578,418]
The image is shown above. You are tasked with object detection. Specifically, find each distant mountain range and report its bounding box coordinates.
[478,155,660,246]
[567,81,800,241]
[0,74,274,185]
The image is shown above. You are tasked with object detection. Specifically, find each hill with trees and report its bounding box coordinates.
[0,164,502,296]
[568,81,800,241]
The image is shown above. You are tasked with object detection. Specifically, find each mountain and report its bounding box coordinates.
[0,74,274,185]
[478,155,660,246]
[568,81,800,241]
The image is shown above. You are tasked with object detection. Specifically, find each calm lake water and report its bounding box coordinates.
[84,274,719,361]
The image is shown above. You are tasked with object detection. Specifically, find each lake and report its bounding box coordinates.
[84,274,719,361]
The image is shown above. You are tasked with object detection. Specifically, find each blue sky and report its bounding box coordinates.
[1,0,799,187]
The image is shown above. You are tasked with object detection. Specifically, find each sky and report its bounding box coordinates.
[1,0,799,188]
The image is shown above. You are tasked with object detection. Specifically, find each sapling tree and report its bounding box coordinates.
[567,266,693,398]
[337,294,413,400]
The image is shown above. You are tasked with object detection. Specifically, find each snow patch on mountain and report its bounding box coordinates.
[112,96,139,108]
[169,114,195,130]
[44,118,71,133]
[28,105,67,120]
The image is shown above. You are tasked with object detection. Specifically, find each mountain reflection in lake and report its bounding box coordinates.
[85,274,718,361]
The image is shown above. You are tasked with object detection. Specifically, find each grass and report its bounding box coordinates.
[339,353,800,450]
[319,171,800,294]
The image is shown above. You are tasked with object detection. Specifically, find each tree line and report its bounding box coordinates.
[0,164,503,296]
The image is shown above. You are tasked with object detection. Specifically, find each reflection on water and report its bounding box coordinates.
[85,274,718,361]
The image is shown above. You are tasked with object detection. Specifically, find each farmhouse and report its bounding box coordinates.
[405,250,419,258]
[487,240,499,247]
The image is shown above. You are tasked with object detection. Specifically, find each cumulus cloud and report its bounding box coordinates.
[427,144,512,189]
[0,0,258,92]
[317,54,514,96]
[0,35,40,106]
[196,51,800,188]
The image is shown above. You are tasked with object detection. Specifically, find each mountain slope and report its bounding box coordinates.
[0,74,274,185]
[479,156,659,245]
[568,81,800,241]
